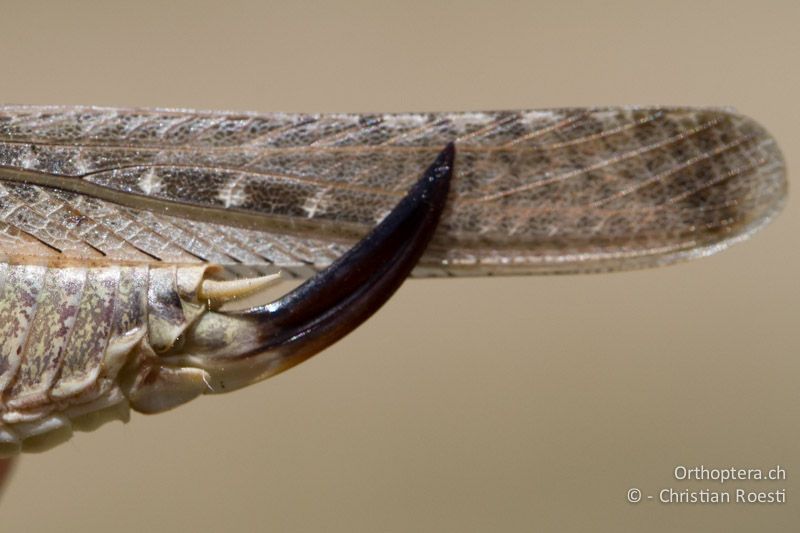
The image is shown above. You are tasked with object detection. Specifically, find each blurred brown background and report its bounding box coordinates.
[0,1,797,531]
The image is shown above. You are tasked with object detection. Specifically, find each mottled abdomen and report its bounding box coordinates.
[0,262,218,455]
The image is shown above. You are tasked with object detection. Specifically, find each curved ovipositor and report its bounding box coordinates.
[144,143,454,402]
[0,144,453,454]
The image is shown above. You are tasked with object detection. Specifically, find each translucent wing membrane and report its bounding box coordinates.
[0,106,786,276]
[0,106,785,454]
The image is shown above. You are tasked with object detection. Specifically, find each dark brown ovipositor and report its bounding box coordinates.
[0,105,786,455]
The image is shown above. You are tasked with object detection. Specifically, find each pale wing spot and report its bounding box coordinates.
[137,167,162,195]
[302,187,332,219]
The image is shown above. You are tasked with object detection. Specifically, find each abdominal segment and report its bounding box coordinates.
[0,262,225,456]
